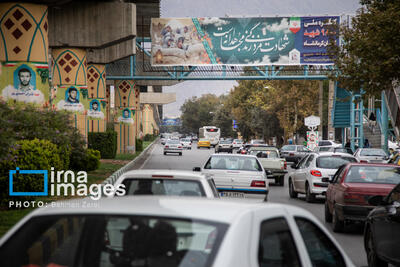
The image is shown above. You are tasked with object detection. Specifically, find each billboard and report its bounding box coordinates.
[162,118,182,126]
[151,16,339,66]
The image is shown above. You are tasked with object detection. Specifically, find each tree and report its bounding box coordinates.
[329,0,400,94]
[180,94,220,134]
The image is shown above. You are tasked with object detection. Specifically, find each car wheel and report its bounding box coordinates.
[324,201,332,223]
[163,152,166,155]
[208,147,211,149]
[179,152,182,156]
[197,147,200,149]
[365,227,388,267]
[332,205,344,232]
[289,179,298,198]
[305,183,316,203]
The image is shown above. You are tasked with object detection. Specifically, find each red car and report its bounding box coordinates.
[324,163,400,232]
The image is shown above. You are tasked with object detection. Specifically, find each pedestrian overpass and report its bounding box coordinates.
[106,37,392,152]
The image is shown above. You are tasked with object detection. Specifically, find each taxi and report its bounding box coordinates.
[197,138,211,149]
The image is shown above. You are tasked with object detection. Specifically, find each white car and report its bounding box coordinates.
[0,196,355,267]
[194,154,269,201]
[289,152,358,202]
[318,140,342,147]
[113,169,219,198]
[180,138,192,149]
[232,139,244,149]
[354,148,389,163]
[164,139,183,156]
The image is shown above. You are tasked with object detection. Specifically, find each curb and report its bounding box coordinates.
[102,138,159,185]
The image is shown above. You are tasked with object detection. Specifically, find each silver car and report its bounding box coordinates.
[194,154,269,201]
[354,148,389,163]
[289,152,358,202]
[163,139,183,156]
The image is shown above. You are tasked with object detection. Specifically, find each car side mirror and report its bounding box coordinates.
[368,195,385,206]
[193,167,201,172]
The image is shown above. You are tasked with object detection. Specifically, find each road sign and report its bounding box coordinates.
[304,115,320,128]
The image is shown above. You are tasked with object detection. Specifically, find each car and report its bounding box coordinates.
[324,163,400,232]
[113,169,219,198]
[330,147,353,155]
[0,196,355,267]
[354,148,389,163]
[236,144,270,155]
[197,138,211,149]
[289,152,358,203]
[161,137,167,145]
[364,183,400,267]
[248,147,287,186]
[232,139,244,149]
[191,135,198,141]
[319,140,342,147]
[313,146,334,153]
[215,139,233,153]
[164,139,183,156]
[280,145,311,164]
[250,139,265,144]
[193,154,269,201]
[180,138,192,149]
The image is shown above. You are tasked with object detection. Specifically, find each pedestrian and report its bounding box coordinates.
[364,139,370,148]
[369,112,376,133]
[345,140,351,148]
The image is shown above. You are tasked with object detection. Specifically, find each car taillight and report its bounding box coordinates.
[251,180,266,187]
[284,161,287,170]
[165,145,169,148]
[178,146,182,149]
[310,170,322,177]
[241,150,247,154]
[360,160,368,163]
[289,153,294,156]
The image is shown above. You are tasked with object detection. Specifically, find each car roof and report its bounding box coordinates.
[118,169,207,181]
[345,162,396,167]
[210,154,257,158]
[315,152,356,157]
[18,196,317,225]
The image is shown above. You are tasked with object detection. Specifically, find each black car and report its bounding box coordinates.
[364,183,400,267]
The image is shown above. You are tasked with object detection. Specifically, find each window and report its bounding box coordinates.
[316,156,356,169]
[345,166,400,184]
[258,217,301,267]
[207,179,220,197]
[297,155,309,169]
[319,141,331,146]
[204,156,262,171]
[360,149,387,157]
[281,145,296,151]
[0,215,228,267]
[122,179,206,197]
[304,155,314,168]
[297,146,310,152]
[295,217,345,267]
[332,167,345,184]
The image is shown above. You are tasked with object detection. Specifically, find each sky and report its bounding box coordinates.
[160,0,362,118]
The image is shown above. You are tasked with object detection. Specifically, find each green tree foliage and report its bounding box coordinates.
[88,131,118,159]
[180,94,220,134]
[329,0,400,94]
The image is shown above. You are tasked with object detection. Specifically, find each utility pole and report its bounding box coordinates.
[328,80,335,140]
[318,81,323,137]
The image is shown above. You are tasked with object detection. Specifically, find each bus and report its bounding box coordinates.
[199,126,221,147]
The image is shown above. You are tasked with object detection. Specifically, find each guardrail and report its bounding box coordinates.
[102,138,159,185]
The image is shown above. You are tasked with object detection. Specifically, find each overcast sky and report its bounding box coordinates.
[160,0,362,118]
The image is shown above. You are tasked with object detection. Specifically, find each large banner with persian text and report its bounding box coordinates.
[151,16,339,66]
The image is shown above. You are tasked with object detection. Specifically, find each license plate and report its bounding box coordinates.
[220,192,245,198]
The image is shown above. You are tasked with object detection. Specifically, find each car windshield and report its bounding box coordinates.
[281,145,296,151]
[181,139,190,142]
[234,139,243,143]
[345,166,400,184]
[252,140,264,144]
[318,146,332,152]
[0,215,228,267]
[316,156,357,169]
[167,140,180,144]
[333,148,352,154]
[360,149,387,157]
[121,178,205,197]
[199,138,208,142]
[219,140,231,144]
[250,150,279,158]
[204,156,262,171]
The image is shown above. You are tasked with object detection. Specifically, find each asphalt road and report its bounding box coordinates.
[138,142,368,267]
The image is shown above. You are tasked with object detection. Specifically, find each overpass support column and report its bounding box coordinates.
[87,64,107,133]
[381,91,388,153]
[0,3,50,107]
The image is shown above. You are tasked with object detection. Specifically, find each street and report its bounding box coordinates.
[139,142,368,267]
